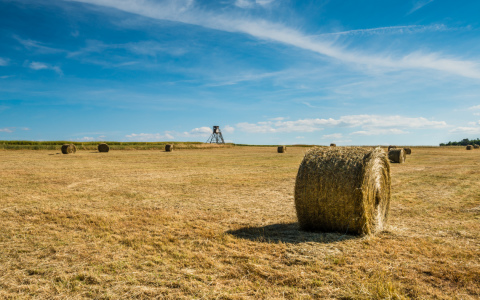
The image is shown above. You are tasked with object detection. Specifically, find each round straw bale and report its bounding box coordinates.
[294,147,391,235]
[404,148,412,155]
[474,144,480,149]
[98,143,109,152]
[330,143,336,147]
[388,149,405,163]
[277,146,286,153]
[466,145,473,150]
[61,144,76,154]
[388,145,396,151]
[165,144,173,152]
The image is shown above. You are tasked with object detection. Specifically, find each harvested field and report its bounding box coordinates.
[0,147,479,299]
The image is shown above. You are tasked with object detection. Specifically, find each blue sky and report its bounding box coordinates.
[1,0,480,145]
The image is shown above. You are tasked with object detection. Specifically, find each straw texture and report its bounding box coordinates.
[388,149,405,163]
[294,147,391,235]
[61,144,76,154]
[98,143,109,152]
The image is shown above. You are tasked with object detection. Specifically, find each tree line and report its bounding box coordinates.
[440,138,480,146]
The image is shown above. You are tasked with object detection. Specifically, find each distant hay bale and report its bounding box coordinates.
[165,144,173,152]
[294,147,391,235]
[98,143,109,152]
[61,144,76,154]
[404,148,412,155]
[466,145,473,150]
[474,145,480,149]
[277,146,286,153]
[388,145,396,151]
[330,143,336,147]
[388,149,405,163]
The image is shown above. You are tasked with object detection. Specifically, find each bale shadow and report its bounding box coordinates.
[226,223,358,244]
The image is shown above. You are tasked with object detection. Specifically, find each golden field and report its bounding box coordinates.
[0,146,479,299]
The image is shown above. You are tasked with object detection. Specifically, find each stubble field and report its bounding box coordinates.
[0,146,479,299]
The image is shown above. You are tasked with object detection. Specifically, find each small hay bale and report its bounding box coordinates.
[388,149,405,163]
[277,146,286,153]
[474,145,480,149]
[294,147,391,235]
[466,145,473,150]
[61,144,76,154]
[388,145,396,151]
[165,144,174,152]
[330,143,336,147]
[404,148,412,155]
[98,143,109,152]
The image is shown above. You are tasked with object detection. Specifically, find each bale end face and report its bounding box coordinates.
[466,145,473,150]
[61,144,76,154]
[98,143,109,152]
[277,146,286,153]
[404,148,412,155]
[388,149,405,163]
[474,145,480,149]
[165,144,174,152]
[294,147,391,235]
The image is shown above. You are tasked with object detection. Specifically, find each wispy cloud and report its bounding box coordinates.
[66,0,480,79]
[14,35,66,54]
[236,115,447,133]
[0,128,14,133]
[351,129,408,136]
[0,58,9,66]
[322,133,343,139]
[468,105,480,110]
[28,61,63,75]
[409,0,434,14]
[449,126,480,135]
[125,132,174,141]
[320,24,447,37]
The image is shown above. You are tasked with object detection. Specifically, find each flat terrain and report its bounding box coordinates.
[0,147,479,299]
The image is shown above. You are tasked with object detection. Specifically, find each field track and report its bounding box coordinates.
[0,147,479,299]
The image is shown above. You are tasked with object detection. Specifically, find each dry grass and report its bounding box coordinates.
[0,147,479,299]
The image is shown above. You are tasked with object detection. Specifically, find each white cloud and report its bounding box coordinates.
[351,129,408,136]
[125,132,172,141]
[185,126,211,137]
[0,128,14,133]
[322,24,446,37]
[236,115,447,133]
[29,61,63,75]
[66,0,480,79]
[468,105,480,110]
[29,62,49,70]
[295,136,304,139]
[223,125,235,133]
[409,0,434,14]
[0,58,9,66]
[449,127,480,134]
[322,133,343,139]
[76,136,95,141]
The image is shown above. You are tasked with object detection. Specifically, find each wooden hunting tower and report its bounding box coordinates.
[206,126,225,144]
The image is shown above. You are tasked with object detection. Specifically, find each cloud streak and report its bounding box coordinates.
[236,115,447,133]
[65,0,480,79]
[28,61,63,75]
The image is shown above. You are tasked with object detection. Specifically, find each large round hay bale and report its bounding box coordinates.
[165,144,173,152]
[98,143,109,152]
[277,146,286,153]
[330,143,336,147]
[474,144,480,149]
[388,145,396,151]
[61,144,76,154]
[388,149,405,163]
[466,145,473,150]
[404,148,412,155]
[294,147,391,235]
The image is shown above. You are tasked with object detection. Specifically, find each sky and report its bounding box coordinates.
[1,0,480,145]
